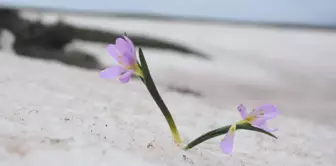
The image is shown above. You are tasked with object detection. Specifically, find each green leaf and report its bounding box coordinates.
[237,123,277,139]
[184,123,277,150]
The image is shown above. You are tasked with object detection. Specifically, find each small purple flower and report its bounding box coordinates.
[100,36,143,83]
[220,104,279,154]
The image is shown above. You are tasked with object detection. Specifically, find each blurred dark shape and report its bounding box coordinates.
[73,27,209,60]
[0,8,209,70]
[167,85,202,97]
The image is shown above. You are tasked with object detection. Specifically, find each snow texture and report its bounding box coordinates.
[0,11,335,166]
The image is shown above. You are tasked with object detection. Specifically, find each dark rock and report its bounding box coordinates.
[0,7,210,71]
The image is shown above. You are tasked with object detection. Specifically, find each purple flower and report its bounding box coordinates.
[100,36,143,83]
[220,104,279,154]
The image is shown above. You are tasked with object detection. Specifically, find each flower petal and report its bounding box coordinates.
[119,71,133,83]
[247,104,279,128]
[107,44,119,61]
[116,37,130,54]
[123,35,135,54]
[237,104,247,119]
[115,38,136,66]
[100,66,124,79]
[220,124,236,154]
[123,51,136,67]
[255,104,279,119]
[248,104,279,119]
[107,43,134,67]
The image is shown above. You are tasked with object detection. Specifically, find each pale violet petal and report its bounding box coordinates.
[220,125,236,154]
[100,66,124,79]
[119,71,133,83]
[255,104,279,119]
[238,104,247,119]
[107,44,119,61]
[123,35,135,54]
[116,37,130,54]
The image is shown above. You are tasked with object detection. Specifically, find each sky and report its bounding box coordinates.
[1,0,336,26]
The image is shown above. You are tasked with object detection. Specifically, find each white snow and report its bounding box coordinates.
[0,11,335,166]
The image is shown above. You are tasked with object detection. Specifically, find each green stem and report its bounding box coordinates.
[142,78,182,144]
[138,48,182,145]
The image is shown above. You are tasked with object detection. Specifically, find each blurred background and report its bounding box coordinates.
[0,0,335,127]
[2,0,336,27]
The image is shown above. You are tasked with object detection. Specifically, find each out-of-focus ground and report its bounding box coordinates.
[0,10,335,166]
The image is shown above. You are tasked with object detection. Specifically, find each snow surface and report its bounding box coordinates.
[0,11,335,166]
